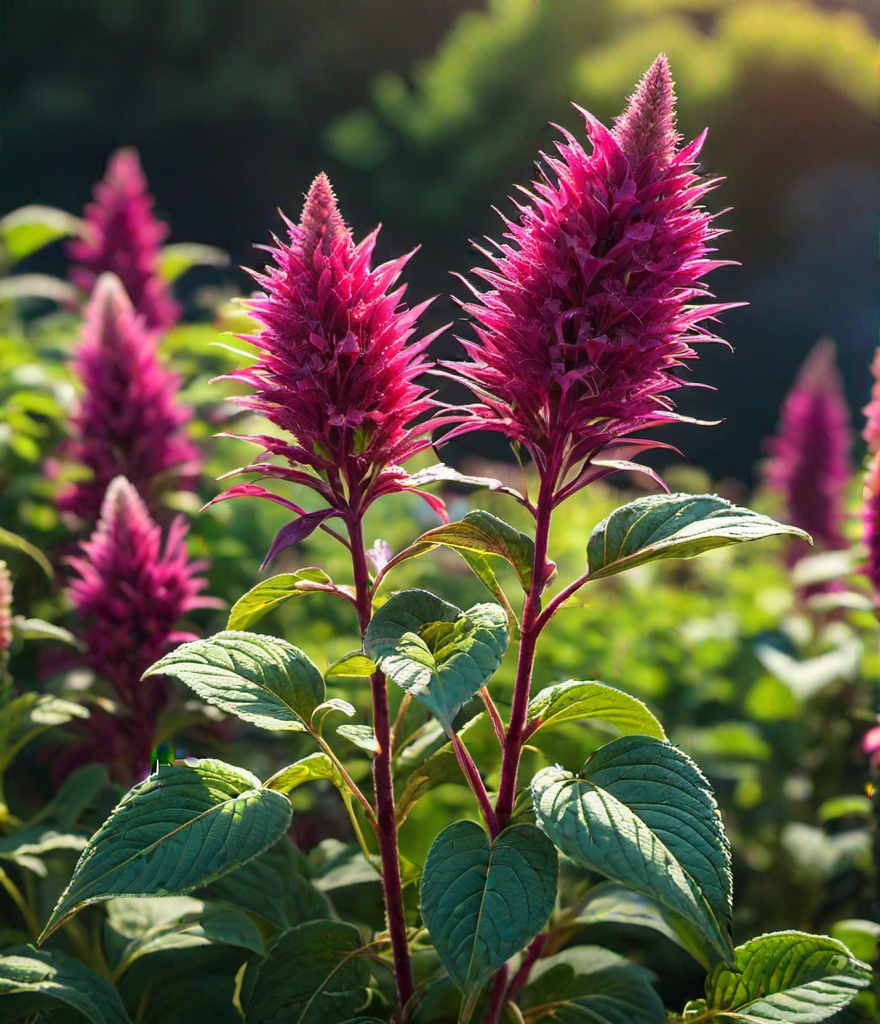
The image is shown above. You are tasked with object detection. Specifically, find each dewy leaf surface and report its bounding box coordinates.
[703,930,871,1022]
[226,569,337,631]
[0,946,131,1024]
[532,735,733,965]
[364,590,508,731]
[145,630,325,731]
[242,920,370,1024]
[41,759,291,939]
[527,681,665,740]
[420,820,558,1011]
[586,493,811,580]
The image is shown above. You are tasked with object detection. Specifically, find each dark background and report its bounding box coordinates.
[2,0,877,483]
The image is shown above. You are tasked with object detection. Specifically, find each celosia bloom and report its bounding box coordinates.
[766,339,852,551]
[216,173,444,557]
[863,347,880,612]
[68,147,180,331]
[862,346,880,454]
[65,476,213,782]
[59,273,200,523]
[443,55,732,503]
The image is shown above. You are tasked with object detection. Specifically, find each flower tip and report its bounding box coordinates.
[299,172,350,258]
[613,53,680,172]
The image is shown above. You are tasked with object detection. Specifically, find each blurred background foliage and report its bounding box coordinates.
[3,0,877,479]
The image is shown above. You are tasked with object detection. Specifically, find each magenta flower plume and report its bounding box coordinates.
[766,339,852,551]
[862,346,880,454]
[0,561,11,653]
[68,147,180,331]
[65,476,213,782]
[863,452,880,616]
[443,55,734,504]
[59,273,201,523]
[215,173,444,558]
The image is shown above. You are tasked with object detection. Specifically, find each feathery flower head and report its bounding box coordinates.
[0,560,11,653]
[59,273,201,523]
[863,451,880,616]
[863,346,880,454]
[766,339,852,551]
[67,476,211,713]
[443,55,733,503]
[216,173,444,551]
[68,147,180,331]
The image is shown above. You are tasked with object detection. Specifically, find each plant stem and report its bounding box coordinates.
[348,513,415,1014]
[450,730,498,837]
[484,963,510,1024]
[495,474,555,828]
[0,864,39,939]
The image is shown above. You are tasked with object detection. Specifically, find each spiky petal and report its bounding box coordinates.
[217,173,444,549]
[59,273,201,523]
[65,476,212,782]
[766,339,852,551]
[68,147,180,330]
[443,54,733,502]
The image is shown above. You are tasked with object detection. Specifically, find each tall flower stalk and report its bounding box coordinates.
[59,272,201,524]
[445,54,731,825]
[68,147,180,331]
[64,476,213,785]
[863,346,880,615]
[218,173,445,1009]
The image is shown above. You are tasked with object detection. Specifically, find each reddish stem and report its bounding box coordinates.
[348,514,415,1014]
[484,963,510,1024]
[506,932,547,1004]
[451,730,499,837]
[480,686,506,745]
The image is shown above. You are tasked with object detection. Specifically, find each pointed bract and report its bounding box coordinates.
[443,57,733,500]
[59,273,201,523]
[766,339,852,551]
[68,147,180,330]
[217,173,444,530]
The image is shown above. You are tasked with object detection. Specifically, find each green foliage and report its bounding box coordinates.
[526,681,666,741]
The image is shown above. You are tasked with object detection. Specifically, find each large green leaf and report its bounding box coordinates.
[226,569,341,631]
[242,920,371,1024]
[691,930,872,1022]
[145,630,325,731]
[586,494,811,581]
[364,590,508,731]
[0,946,131,1023]
[526,681,665,741]
[40,759,291,940]
[0,693,89,774]
[520,946,665,1024]
[532,735,733,965]
[420,820,557,1018]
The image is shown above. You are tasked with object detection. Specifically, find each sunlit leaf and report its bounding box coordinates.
[526,681,665,741]
[158,242,228,283]
[0,205,86,266]
[226,569,338,631]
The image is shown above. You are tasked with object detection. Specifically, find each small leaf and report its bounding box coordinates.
[311,698,356,733]
[40,759,291,940]
[0,525,53,578]
[326,651,377,679]
[336,724,379,754]
[226,568,337,631]
[0,693,89,774]
[364,589,508,731]
[754,637,862,699]
[265,753,344,794]
[12,617,83,648]
[157,241,228,283]
[0,273,81,305]
[0,205,87,266]
[703,930,871,1022]
[520,945,665,1024]
[420,821,557,1014]
[263,509,339,568]
[0,829,88,877]
[145,630,325,731]
[586,493,811,581]
[242,920,370,1024]
[402,464,526,504]
[0,946,131,1023]
[532,735,733,966]
[526,681,665,741]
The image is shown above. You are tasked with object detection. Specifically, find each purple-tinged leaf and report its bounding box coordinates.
[262,509,339,569]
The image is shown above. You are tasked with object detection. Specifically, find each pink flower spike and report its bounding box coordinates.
[219,172,446,529]
[766,339,852,552]
[863,451,880,617]
[863,346,880,454]
[863,722,880,771]
[68,147,180,330]
[443,55,735,501]
[58,273,201,523]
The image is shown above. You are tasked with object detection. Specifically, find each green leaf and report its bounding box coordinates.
[326,651,377,679]
[830,920,880,967]
[226,569,337,631]
[242,920,370,1024]
[0,525,53,578]
[0,205,86,266]
[526,681,665,741]
[12,616,82,648]
[520,945,665,1024]
[40,758,292,940]
[0,273,81,305]
[531,735,733,966]
[146,630,325,731]
[701,930,871,1022]
[158,241,228,282]
[586,494,811,581]
[336,724,379,754]
[265,753,344,794]
[420,820,557,1016]
[0,946,131,1023]
[0,829,88,877]
[364,589,508,731]
[0,693,89,774]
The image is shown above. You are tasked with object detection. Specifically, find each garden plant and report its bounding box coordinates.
[0,55,876,1024]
